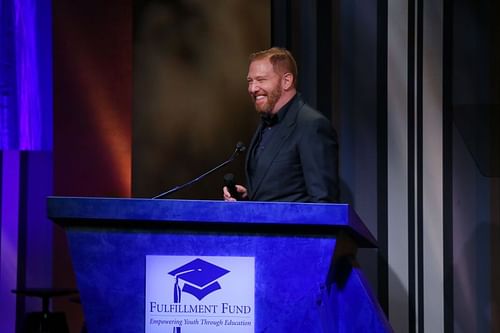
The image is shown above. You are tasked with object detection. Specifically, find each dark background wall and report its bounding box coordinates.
[451,0,500,331]
[1,0,499,332]
[132,0,269,199]
[52,0,132,331]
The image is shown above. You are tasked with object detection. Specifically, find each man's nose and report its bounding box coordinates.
[248,82,259,94]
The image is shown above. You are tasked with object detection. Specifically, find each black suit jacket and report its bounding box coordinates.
[246,95,339,202]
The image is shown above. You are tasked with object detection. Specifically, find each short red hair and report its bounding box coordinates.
[249,47,298,87]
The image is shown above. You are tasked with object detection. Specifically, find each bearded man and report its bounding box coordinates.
[223,47,339,202]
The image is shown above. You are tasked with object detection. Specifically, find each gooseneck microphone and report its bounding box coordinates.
[152,142,246,199]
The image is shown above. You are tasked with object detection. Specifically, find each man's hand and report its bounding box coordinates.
[223,185,248,201]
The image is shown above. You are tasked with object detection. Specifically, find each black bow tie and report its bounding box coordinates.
[261,114,278,127]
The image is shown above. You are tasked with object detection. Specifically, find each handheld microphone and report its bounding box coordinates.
[152,142,246,199]
[223,173,240,200]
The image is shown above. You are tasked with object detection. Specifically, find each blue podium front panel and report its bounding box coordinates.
[67,229,336,332]
[48,197,392,333]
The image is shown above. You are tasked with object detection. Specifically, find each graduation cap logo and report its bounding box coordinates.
[169,258,230,302]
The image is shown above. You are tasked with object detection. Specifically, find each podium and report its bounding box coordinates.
[47,197,392,333]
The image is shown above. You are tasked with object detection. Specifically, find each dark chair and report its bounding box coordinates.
[12,288,78,333]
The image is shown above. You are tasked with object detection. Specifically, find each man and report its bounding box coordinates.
[223,47,339,202]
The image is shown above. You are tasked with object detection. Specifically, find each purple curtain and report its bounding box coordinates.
[0,0,53,331]
[0,0,52,150]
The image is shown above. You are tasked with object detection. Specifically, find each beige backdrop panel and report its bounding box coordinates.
[133,0,270,198]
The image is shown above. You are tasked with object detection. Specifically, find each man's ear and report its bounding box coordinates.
[282,72,294,90]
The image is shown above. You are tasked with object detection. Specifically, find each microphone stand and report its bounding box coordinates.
[152,142,246,199]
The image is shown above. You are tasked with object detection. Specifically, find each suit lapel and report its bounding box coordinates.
[245,122,263,194]
[250,97,304,198]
